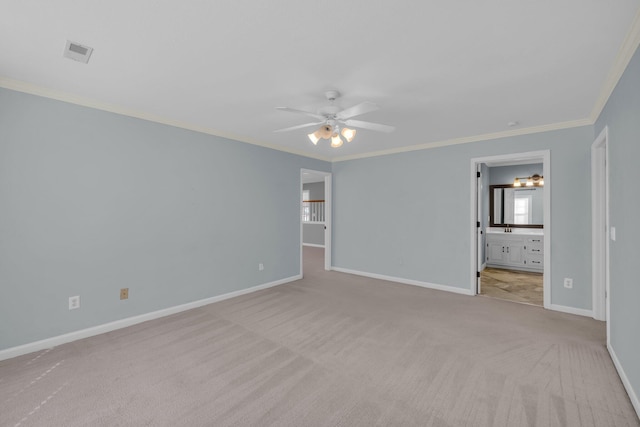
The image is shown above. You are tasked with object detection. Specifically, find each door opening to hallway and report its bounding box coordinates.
[300,169,332,276]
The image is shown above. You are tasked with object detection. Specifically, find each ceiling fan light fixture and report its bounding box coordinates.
[330,133,343,148]
[276,91,394,149]
[308,131,320,145]
[320,125,333,139]
[341,127,356,142]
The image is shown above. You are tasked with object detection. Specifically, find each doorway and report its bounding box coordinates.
[300,169,332,276]
[470,151,551,308]
[591,127,609,327]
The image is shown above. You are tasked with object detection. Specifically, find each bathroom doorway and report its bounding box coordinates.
[470,151,550,308]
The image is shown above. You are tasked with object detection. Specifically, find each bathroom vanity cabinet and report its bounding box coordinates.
[486,231,543,272]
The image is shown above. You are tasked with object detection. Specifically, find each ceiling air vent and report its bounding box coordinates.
[63,40,93,64]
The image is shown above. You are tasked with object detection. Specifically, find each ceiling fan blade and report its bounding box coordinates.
[274,121,324,133]
[343,119,395,133]
[276,107,325,121]
[336,101,379,120]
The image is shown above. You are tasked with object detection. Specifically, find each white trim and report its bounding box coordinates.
[333,119,591,162]
[0,275,300,362]
[542,151,551,309]
[590,9,640,122]
[303,243,325,248]
[331,267,475,296]
[469,150,551,309]
[323,174,332,271]
[0,76,593,166]
[331,11,640,164]
[0,77,331,162]
[476,162,483,294]
[608,343,640,419]
[548,304,593,318]
[303,221,325,225]
[480,262,487,271]
[591,126,610,323]
[3,3,639,170]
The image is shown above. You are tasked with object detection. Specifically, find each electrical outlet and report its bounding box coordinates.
[69,295,80,310]
[564,278,573,289]
[258,263,264,271]
[120,288,129,300]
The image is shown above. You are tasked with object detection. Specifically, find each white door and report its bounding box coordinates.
[476,164,483,293]
[591,127,609,324]
[323,174,332,271]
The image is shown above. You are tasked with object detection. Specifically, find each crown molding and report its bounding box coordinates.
[3,4,640,168]
[0,77,332,163]
[331,118,592,162]
[590,8,640,122]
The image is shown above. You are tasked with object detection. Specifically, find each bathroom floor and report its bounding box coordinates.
[480,267,543,306]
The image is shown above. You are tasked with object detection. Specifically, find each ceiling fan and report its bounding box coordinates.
[275,90,395,147]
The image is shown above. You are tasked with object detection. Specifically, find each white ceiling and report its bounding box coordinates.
[2,1,639,161]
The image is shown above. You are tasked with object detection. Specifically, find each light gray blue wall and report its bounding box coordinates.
[489,164,543,185]
[332,126,594,309]
[0,88,330,351]
[595,45,640,409]
[303,182,324,200]
[303,224,325,246]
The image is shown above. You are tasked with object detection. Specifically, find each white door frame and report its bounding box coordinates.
[476,163,483,294]
[300,169,332,274]
[469,150,551,309]
[591,126,609,326]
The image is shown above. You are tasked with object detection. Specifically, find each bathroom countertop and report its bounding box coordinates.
[486,227,544,235]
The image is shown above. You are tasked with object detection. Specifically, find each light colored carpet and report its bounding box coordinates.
[481,267,543,306]
[1,247,638,426]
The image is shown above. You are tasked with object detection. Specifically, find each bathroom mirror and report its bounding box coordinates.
[490,185,543,228]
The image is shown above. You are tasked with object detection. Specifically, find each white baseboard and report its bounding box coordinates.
[302,243,325,248]
[608,343,640,419]
[480,262,487,271]
[548,303,593,318]
[0,275,301,362]
[331,267,474,296]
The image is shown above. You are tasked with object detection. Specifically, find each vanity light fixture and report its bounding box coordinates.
[513,174,544,187]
